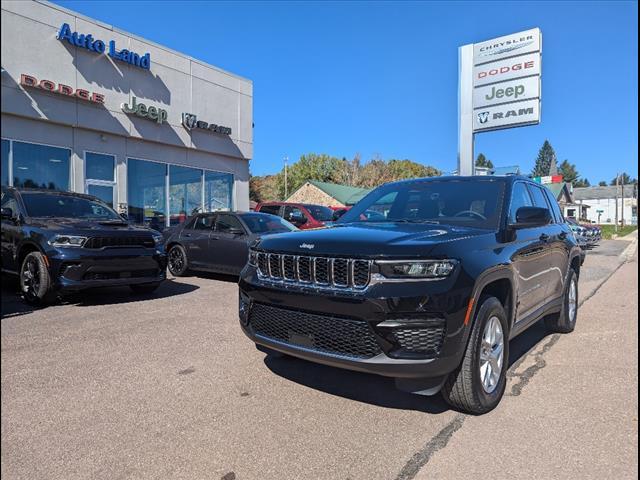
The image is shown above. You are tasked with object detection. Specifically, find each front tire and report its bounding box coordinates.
[167,244,189,276]
[544,268,578,333]
[20,251,57,306]
[441,296,509,414]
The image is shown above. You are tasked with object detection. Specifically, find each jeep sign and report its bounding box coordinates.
[473,76,540,108]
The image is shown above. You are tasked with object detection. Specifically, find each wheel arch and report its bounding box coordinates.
[469,267,516,331]
[16,240,45,268]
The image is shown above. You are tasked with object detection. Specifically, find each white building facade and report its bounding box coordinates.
[573,185,638,225]
[1,0,252,230]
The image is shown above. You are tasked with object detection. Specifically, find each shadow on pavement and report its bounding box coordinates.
[175,271,239,284]
[263,354,450,414]
[1,276,199,314]
[507,319,553,369]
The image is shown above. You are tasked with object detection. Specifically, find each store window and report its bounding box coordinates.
[127,158,167,231]
[170,165,202,225]
[1,140,9,186]
[12,141,70,191]
[86,152,116,207]
[204,171,233,211]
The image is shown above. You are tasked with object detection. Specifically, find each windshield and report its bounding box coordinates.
[241,213,297,234]
[304,205,334,222]
[21,193,122,220]
[338,179,505,229]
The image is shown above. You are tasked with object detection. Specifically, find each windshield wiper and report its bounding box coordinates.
[388,218,440,224]
[97,219,129,225]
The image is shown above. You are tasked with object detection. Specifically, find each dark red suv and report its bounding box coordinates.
[254,202,334,229]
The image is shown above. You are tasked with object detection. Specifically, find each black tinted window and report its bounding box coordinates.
[192,215,215,230]
[241,213,296,234]
[340,179,505,229]
[259,205,281,216]
[21,193,120,220]
[528,184,550,210]
[1,191,19,216]
[216,214,244,233]
[509,183,533,223]
[304,205,333,221]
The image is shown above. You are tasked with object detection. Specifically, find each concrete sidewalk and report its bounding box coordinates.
[416,253,638,480]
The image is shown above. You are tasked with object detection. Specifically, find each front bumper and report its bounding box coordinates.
[47,246,167,291]
[238,266,472,380]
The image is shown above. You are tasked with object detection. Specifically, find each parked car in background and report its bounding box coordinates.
[1,187,167,305]
[164,211,297,276]
[255,202,334,229]
[240,175,583,414]
[566,218,600,247]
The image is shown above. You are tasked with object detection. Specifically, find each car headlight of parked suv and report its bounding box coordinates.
[376,259,457,279]
[48,235,88,248]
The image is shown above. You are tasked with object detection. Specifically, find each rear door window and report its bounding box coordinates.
[543,188,564,223]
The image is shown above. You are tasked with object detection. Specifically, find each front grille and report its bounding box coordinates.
[255,252,371,290]
[391,326,446,357]
[84,235,154,249]
[250,303,382,358]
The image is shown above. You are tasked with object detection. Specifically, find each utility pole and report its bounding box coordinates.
[621,180,625,227]
[614,172,619,233]
[283,156,289,200]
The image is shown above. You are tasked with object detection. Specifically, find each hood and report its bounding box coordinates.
[29,217,156,235]
[254,222,493,258]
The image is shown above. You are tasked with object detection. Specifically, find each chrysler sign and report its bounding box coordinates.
[473,28,541,65]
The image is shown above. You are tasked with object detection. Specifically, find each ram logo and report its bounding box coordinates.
[477,111,490,124]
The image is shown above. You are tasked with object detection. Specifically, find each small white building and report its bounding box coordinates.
[573,184,638,225]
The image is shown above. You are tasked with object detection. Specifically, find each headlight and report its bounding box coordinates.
[48,235,87,247]
[377,260,457,279]
[248,249,258,266]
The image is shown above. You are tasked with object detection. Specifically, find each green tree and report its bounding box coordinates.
[574,178,591,188]
[610,172,637,185]
[531,140,557,177]
[558,159,583,186]
[276,153,344,199]
[598,181,608,186]
[475,153,494,169]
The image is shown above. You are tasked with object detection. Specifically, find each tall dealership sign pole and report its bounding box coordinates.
[458,28,542,176]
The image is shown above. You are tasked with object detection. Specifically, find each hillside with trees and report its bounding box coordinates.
[250,154,441,202]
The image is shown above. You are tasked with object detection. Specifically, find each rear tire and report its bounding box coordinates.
[129,282,162,294]
[441,296,509,414]
[167,244,189,276]
[544,268,578,333]
[20,251,57,306]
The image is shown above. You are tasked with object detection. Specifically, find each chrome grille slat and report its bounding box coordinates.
[255,252,371,290]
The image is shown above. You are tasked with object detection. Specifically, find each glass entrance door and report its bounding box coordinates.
[85,152,116,208]
[87,182,115,207]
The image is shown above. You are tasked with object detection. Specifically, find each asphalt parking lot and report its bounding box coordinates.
[1,238,637,480]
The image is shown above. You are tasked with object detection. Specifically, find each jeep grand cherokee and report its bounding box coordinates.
[239,176,582,414]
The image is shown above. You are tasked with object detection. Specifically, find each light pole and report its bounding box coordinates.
[283,155,289,200]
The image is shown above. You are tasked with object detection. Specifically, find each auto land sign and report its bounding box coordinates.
[473,76,540,108]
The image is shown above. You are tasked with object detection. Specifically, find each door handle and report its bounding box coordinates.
[539,233,550,242]
[184,233,192,237]
[211,236,219,240]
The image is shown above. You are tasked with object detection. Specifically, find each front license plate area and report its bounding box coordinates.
[288,331,315,348]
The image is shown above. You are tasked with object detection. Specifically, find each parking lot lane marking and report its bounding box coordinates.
[395,414,466,480]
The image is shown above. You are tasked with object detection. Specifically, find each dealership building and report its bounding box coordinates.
[1,0,252,229]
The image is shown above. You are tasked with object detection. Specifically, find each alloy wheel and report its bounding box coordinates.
[479,315,504,394]
[568,277,577,323]
[21,257,40,301]
[169,247,185,274]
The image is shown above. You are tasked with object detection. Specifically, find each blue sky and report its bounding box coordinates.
[55,0,638,183]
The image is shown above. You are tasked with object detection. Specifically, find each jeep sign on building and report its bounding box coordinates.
[1,0,253,228]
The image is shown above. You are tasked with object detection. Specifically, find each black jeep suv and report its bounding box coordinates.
[1,187,167,305]
[239,176,582,414]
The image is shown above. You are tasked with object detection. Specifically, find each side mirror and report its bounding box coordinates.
[511,206,551,229]
[228,227,245,236]
[332,210,345,221]
[120,213,129,221]
[1,207,14,220]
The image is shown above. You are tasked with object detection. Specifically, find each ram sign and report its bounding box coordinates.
[471,28,542,132]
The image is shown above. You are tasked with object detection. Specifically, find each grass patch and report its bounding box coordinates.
[600,225,637,240]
